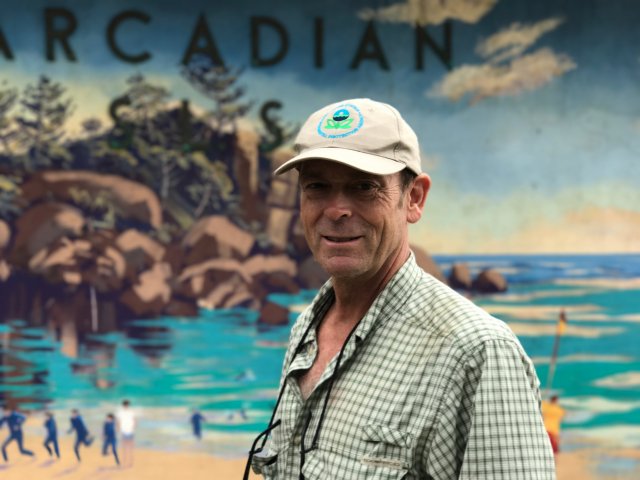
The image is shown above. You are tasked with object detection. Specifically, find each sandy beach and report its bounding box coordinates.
[0,436,638,479]
[0,436,260,480]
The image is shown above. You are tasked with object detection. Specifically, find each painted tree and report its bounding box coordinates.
[15,75,74,170]
[117,74,180,201]
[181,55,253,136]
[0,82,18,156]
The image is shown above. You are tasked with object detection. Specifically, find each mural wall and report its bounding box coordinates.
[0,1,638,478]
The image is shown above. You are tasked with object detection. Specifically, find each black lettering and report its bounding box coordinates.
[181,14,224,66]
[0,28,13,60]
[45,7,77,62]
[415,21,452,71]
[314,17,323,68]
[107,10,151,64]
[251,16,288,67]
[350,21,389,70]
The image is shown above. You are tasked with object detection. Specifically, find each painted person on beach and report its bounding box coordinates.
[542,395,566,454]
[102,413,120,465]
[245,98,556,479]
[43,410,60,459]
[68,409,94,461]
[0,406,35,462]
[117,399,136,467]
[190,409,206,440]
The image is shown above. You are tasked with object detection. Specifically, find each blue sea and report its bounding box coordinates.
[1,254,639,454]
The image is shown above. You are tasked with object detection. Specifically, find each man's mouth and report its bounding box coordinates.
[323,236,360,243]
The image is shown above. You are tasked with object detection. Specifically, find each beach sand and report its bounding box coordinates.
[1,437,639,479]
[0,436,260,480]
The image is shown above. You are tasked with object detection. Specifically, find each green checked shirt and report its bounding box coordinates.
[254,253,556,479]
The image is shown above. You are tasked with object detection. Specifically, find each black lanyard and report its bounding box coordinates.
[244,313,363,479]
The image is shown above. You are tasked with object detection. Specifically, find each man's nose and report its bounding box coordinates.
[324,191,353,221]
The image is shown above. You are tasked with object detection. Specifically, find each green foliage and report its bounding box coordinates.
[0,174,21,219]
[0,81,19,155]
[68,186,116,229]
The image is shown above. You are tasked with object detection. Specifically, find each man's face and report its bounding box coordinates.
[299,160,412,282]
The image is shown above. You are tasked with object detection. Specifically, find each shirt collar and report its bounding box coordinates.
[294,252,422,347]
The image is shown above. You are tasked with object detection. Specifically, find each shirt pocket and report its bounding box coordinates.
[302,448,409,480]
[360,424,413,478]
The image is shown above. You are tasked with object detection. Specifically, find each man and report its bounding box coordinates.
[43,410,60,459]
[190,409,206,440]
[542,395,566,454]
[246,98,555,479]
[1,406,34,462]
[68,409,93,461]
[117,399,135,467]
[102,413,120,465]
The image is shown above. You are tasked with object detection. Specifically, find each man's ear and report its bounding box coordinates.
[406,174,431,224]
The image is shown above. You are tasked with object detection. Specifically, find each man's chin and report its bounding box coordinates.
[320,258,366,279]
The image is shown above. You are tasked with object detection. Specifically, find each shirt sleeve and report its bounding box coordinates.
[459,339,556,479]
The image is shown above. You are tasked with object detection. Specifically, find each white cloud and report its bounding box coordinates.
[477,17,565,62]
[358,0,497,26]
[429,48,576,104]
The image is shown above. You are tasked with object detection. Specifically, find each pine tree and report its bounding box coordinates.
[181,55,253,135]
[15,75,74,170]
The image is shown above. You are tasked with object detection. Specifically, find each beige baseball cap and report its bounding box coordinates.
[273,98,422,176]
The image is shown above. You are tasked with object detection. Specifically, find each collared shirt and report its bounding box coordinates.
[254,253,556,479]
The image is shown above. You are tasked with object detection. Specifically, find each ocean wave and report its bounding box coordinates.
[593,372,640,389]
[531,354,634,364]
[508,322,624,338]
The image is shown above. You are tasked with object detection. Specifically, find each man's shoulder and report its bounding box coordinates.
[407,272,517,349]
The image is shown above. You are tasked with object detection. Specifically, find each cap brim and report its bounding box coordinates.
[273,147,406,176]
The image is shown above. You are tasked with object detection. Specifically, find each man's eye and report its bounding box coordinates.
[302,182,326,191]
[353,182,377,191]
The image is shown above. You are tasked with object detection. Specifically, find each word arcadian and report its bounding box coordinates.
[0,8,454,71]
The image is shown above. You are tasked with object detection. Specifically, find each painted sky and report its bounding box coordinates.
[1,0,638,253]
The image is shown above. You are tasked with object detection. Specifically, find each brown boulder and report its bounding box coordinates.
[472,269,508,293]
[10,202,85,266]
[20,170,163,228]
[259,300,290,326]
[0,260,10,281]
[115,229,166,281]
[0,219,10,253]
[234,128,263,223]
[267,149,298,209]
[120,262,173,316]
[411,244,445,283]
[449,263,472,290]
[182,215,255,265]
[266,208,297,252]
[163,298,199,317]
[176,258,249,298]
[243,254,299,300]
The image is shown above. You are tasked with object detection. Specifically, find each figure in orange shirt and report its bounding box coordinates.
[541,395,566,454]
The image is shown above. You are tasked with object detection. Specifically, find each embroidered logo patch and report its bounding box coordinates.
[317,103,364,139]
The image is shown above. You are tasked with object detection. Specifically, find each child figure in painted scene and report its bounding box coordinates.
[102,413,120,465]
[43,411,60,459]
[68,409,94,461]
[117,399,136,467]
[190,409,206,440]
[0,406,35,462]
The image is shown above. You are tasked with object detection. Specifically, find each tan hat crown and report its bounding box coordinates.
[274,98,422,176]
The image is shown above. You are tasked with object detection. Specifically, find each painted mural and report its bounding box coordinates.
[0,1,638,478]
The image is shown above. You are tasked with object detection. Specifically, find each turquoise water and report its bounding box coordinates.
[1,254,639,449]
